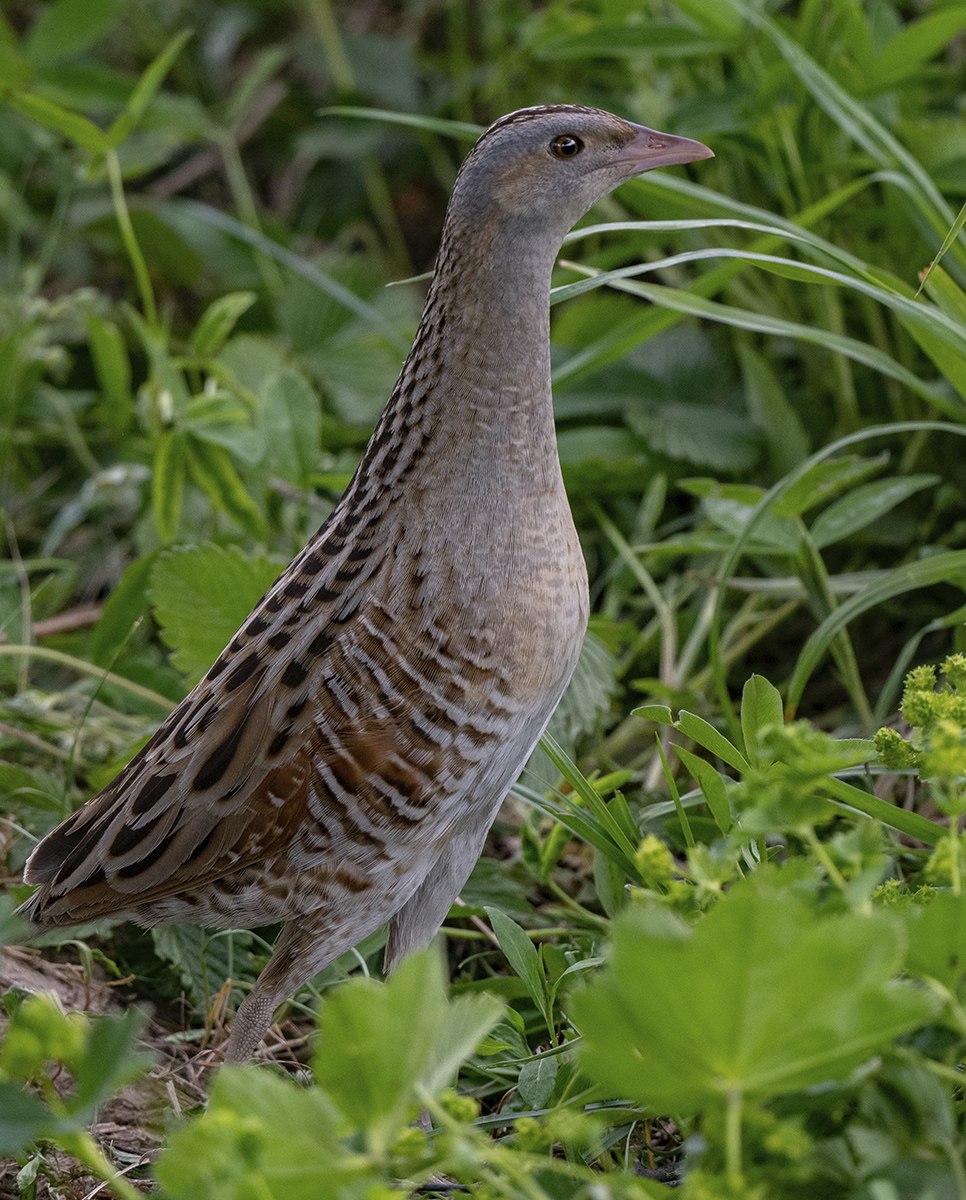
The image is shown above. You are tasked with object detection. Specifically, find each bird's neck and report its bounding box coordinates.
[353,225,562,507]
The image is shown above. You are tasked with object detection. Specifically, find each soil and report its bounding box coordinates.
[0,947,311,1199]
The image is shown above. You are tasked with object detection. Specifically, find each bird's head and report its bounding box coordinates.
[449,104,713,242]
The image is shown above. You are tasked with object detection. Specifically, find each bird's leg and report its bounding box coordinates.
[222,893,403,1062]
[223,989,280,1063]
[223,912,338,1063]
[384,816,494,970]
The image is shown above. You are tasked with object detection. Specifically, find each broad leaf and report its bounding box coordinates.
[156,1068,372,1200]
[149,543,281,683]
[485,906,548,1016]
[191,291,257,360]
[740,674,785,765]
[312,951,502,1146]
[574,874,937,1113]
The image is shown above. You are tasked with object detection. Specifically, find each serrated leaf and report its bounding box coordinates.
[148,543,281,683]
[628,401,761,471]
[156,1068,367,1200]
[258,369,323,486]
[151,925,255,1007]
[574,873,938,1114]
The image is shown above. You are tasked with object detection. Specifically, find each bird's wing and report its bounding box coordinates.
[20,546,498,925]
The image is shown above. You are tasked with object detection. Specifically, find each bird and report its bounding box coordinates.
[18,105,712,1063]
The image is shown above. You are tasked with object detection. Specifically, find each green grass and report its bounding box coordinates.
[1,0,965,1196]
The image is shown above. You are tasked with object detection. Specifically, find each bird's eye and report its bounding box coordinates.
[549,134,584,159]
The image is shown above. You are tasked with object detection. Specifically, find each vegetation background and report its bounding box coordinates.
[0,0,965,1196]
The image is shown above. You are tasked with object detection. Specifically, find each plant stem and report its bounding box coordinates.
[0,644,173,710]
[105,149,157,328]
[57,1131,143,1200]
[725,1089,743,1189]
[802,826,849,891]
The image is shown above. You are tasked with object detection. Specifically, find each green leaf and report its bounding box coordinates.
[901,892,966,993]
[740,675,785,765]
[0,894,31,948]
[318,105,481,140]
[538,734,643,876]
[183,393,261,462]
[23,0,123,65]
[574,874,938,1114]
[6,91,108,154]
[738,345,809,475]
[184,436,266,538]
[148,543,281,683]
[420,984,505,1098]
[484,906,548,1016]
[627,401,761,471]
[85,312,132,434]
[675,711,749,773]
[593,848,629,918]
[821,776,942,845]
[701,495,801,554]
[0,1083,51,1156]
[514,785,642,882]
[772,454,888,517]
[90,552,156,666]
[152,430,186,543]
[1,994,86,1079]
[874,7,966,86]
[191,291,257,360]
[810,475,939,549]
[633,704,674,726]
[156,1068,370,1200]
[106,28,192,148]
[65,1009,151,1122]
[517,1054,559,1109]
[312,951,502,1144]
[538,21,728,59]
[558,273,958,417]
[787,551,966,714]
[151,925,255,1007]
[674,746,731,834]
[258,369,323,487]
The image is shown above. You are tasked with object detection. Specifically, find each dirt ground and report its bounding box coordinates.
[0,947,310,1199]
